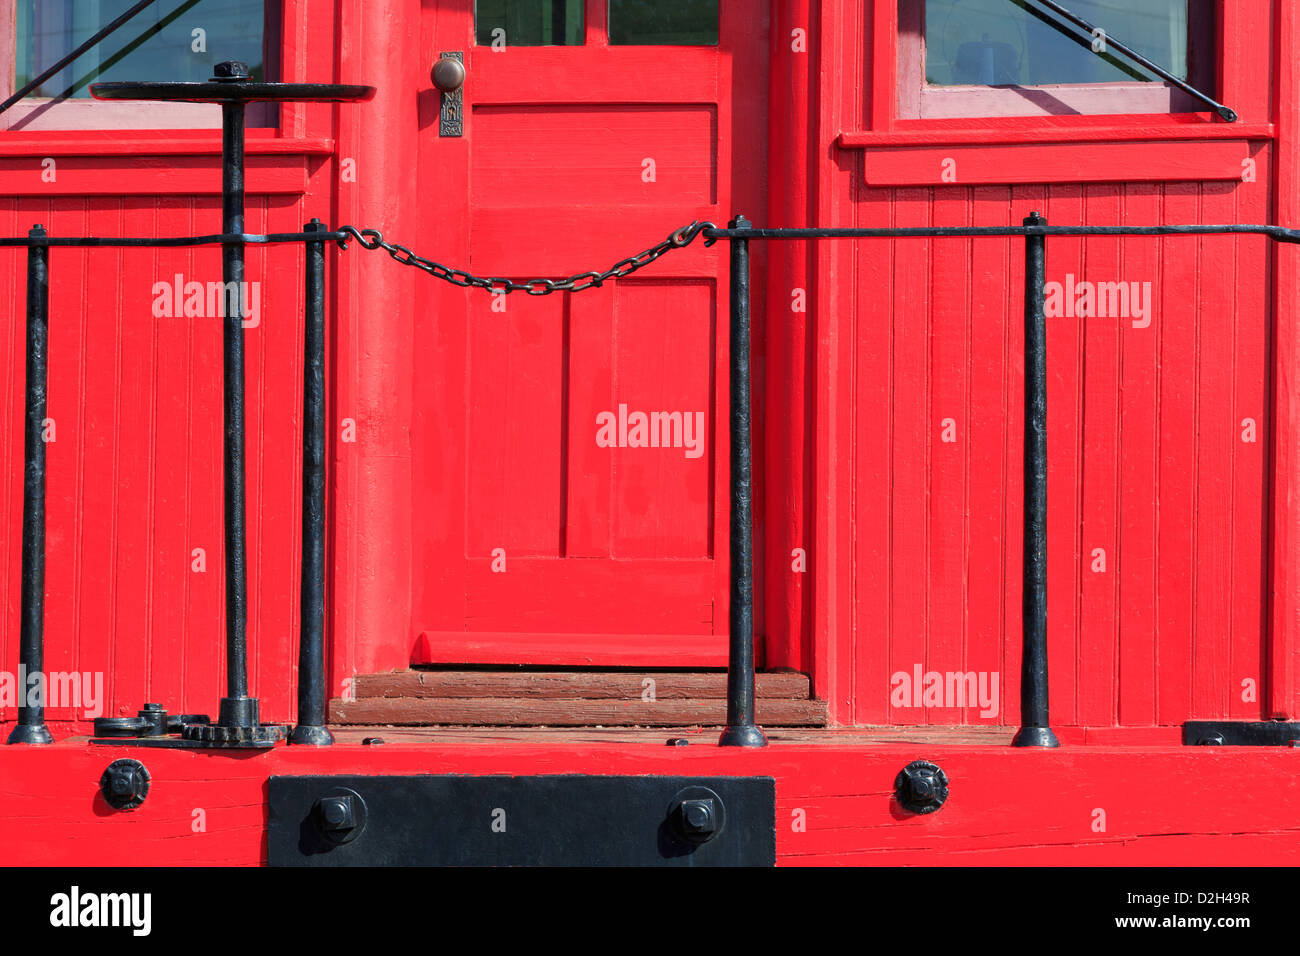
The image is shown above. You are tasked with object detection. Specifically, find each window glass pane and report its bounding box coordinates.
[15,0,270,99]
[475,0,584,46]
[922,0,1203,86]
[609,0,718,46]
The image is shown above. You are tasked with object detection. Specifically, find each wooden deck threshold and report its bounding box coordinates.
[329,668,831,727]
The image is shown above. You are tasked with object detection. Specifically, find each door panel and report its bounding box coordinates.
[413,0,765,665]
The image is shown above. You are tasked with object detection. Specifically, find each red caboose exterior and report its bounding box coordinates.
[0,0,1297,866]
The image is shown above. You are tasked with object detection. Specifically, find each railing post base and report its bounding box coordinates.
[719,724,768,748]
[1011,726,1060,748]
[289,725,334,746]
[6,724,53,745]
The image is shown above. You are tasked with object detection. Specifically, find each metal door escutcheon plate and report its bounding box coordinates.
[437,52,464,137]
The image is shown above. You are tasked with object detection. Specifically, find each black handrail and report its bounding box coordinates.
[4,209,1296,748]
[702,216,1296,746]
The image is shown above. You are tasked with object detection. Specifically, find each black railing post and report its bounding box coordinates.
[1013,211,1060,748]
[9,225,53,745]
[291,219,332,745]
[720,215,768,748]
[215,65,258,734]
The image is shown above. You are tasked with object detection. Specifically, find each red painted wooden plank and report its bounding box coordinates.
[888,190,931,724]
[0,202,18,721]
[1269,5,1300,721]
[0,156,309,197]
[1192,183,1238,720]
[41,200,85,722]
[965,187,1011,725]
[148,198,193,720]
[839,123,1275,147]
[181,209,225,722]
[1230,169,1270,723]
[328,696,829,726]
[1156,183,1201,726]
[1037,183,1082,728]
[0,132,335,157]
[761,0,813,677]
[414,631,726,668]
[862,141,1253,187]
[108,201,157,719]
[1116,183,1161,727]
[927,191,971,724]
[352,670,812,700]
[0,742,1297,865]
[1077,185,1121,728]
[851,188,892,724]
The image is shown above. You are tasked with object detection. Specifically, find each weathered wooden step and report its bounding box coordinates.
[353,669,811,700]
[329,696,828,727]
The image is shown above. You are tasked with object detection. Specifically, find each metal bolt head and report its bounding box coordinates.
[894,760,949,815]
[317,795,355,831]
[311,788,367,845]
[99,758,150,810]
[213,61,250,81]
[680,798,718,835]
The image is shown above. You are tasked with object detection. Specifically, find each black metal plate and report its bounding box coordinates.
[268,775,775,866]
[1183,720,1300,746]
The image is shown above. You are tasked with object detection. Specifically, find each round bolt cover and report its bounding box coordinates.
[99,759,150,811]
[894,760,949,815]
[668,786,726,845]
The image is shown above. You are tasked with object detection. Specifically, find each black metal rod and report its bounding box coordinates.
[1023,0,1237,122]
[9,226,53,745]
[291,220,332,745]
[719,215,767,748]
[0,0,157,117]
[0,231,354,248]
[216,96,257,730]
[704,224,1299,241]
[1013,212,1060,748]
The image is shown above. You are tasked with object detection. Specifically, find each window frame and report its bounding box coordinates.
[0,0,282,132]
[896,0,1216,120]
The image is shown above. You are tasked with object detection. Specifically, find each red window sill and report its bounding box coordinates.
[838,117,1274,186]
[0,131,333,196]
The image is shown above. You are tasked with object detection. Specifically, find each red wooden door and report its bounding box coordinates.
[411,1,766,666]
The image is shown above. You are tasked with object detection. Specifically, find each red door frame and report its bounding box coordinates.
[329,0,771,679]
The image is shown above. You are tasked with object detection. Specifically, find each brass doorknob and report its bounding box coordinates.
[432,56,465,93]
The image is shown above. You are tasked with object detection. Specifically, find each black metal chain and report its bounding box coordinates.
[334,220,716,295]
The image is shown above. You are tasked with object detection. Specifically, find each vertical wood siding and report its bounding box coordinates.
[850,166,1271,727]
[0,193,309,731]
